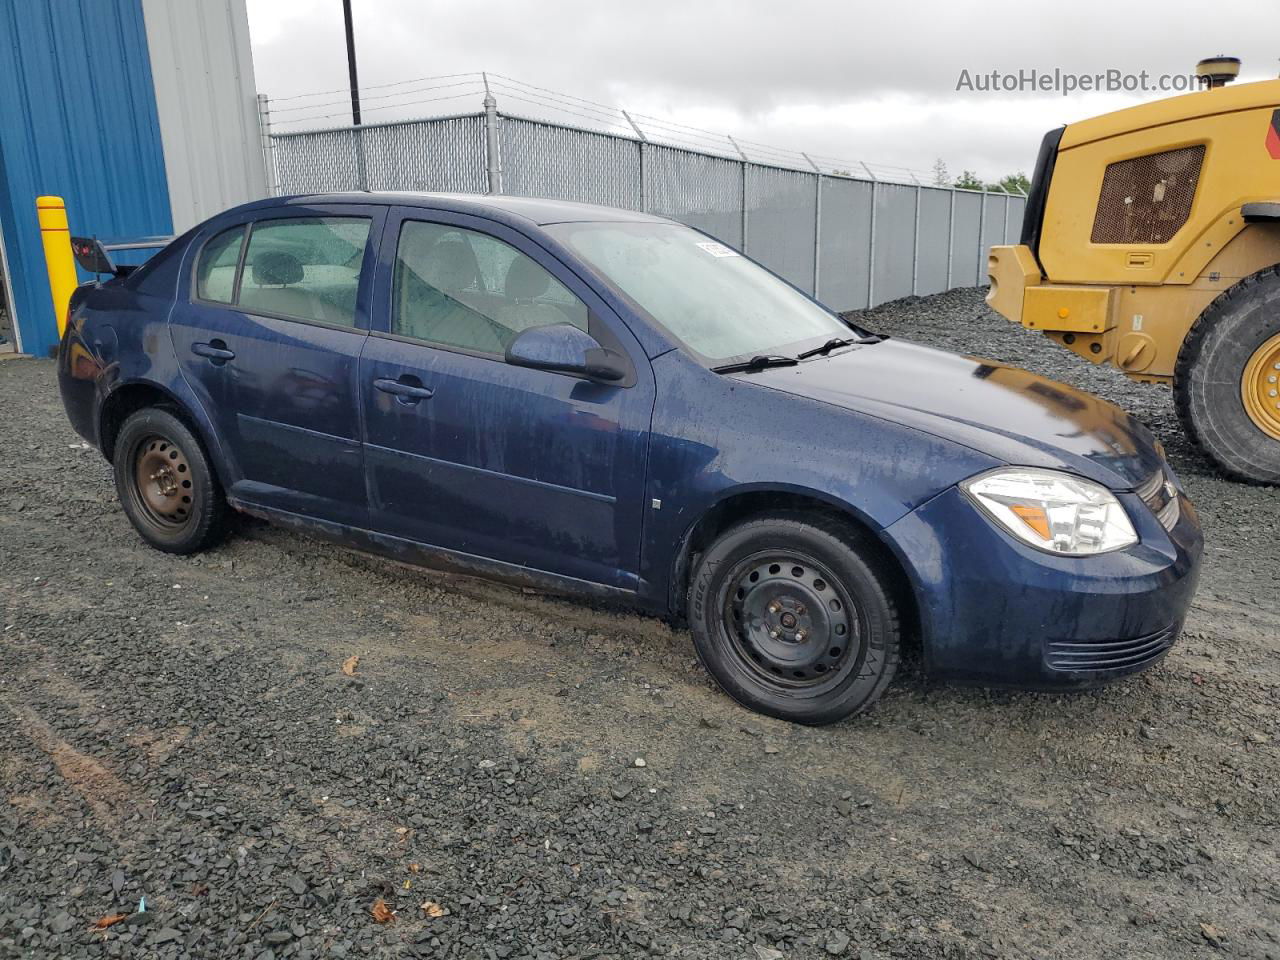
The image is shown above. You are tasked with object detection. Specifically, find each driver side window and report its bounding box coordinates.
[392,220,588,356]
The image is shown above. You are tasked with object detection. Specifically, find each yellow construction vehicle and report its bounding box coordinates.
[988,65,1280,484]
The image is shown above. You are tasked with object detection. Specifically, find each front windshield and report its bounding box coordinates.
[545,221,851,362]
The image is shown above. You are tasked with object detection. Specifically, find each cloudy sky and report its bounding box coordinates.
[246,0,1274,183]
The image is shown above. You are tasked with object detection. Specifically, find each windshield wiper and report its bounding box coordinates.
[710,354,799,374]
[796,337,857,360]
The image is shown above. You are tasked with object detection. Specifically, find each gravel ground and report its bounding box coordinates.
[1,287,1277,960]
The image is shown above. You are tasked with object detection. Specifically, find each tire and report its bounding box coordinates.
[688,512,901,725]
[1175,264,1280,485]
[113,407,228,554]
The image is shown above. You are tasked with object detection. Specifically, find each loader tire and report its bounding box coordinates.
[1175,264,1280,485]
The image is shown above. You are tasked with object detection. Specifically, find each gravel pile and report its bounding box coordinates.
[0,288,1276,960]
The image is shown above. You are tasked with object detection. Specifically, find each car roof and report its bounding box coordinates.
[222,192,671,228]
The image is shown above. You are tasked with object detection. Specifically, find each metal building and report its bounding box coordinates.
[0,0,266,357]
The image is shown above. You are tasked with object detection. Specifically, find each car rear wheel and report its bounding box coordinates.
[1175,264,1280,485]
[688,512,901,725]
[114,407,228,554]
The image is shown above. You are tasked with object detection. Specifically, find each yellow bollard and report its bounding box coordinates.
[37,195,78,337]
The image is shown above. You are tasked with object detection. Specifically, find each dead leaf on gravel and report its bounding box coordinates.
[408,863,421,874]
[421,900,448,918]
[341,655,360,676]
[1200,923,1222,947]
[92,914,127,930]
[371,898,395,924]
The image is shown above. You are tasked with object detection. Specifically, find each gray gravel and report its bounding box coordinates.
[1,287,1277,960]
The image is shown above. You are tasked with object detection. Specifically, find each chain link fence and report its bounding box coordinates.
[266,110,1023,312]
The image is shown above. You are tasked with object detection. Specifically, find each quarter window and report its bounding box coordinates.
[392,220,588,356]
[237,217,371,327]
[195,226,245,303]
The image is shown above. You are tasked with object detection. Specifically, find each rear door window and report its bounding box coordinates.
[236,217,371,328]
[195,225,245,303]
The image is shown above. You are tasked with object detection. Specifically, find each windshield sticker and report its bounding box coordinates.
[695,241,740,258]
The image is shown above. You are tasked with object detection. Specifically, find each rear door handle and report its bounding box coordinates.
[373,377,434,402]
[192,341,235,364]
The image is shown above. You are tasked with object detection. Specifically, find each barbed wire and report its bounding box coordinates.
[265,71,1012,189]
[270,77,486,116]
[273,89,487,127]
[267,70,485,103]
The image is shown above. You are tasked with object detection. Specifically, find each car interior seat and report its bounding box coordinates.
[240,251,347,325]
[493,256,582,334]
[396,236,507,354]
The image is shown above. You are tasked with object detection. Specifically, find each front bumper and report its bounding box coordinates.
[983,244,1167,378]
[988,244,1113,335]
[883,481,1203,688]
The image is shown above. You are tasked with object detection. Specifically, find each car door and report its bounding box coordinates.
[170,203,385,527]
[359,209,655,591]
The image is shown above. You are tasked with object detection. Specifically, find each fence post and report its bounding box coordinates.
[728,136,749,252]
[1002,191,1011,244]
[803,153,821,298]
[946,188,956,290]
[483,81,502,195]
[864,167,878,309]
[623,110,647,213]
[256,94,278,197]
[975,186,988,285]
[911,183,922,296]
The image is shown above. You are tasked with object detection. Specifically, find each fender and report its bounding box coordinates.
[96,374,238,489]
[664,481,892,621]
[70,274,237,485]
[1167,207,1280,283]
[1242,201,1280,222]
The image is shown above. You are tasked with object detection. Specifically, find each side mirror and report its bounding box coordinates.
[504,323,629,383]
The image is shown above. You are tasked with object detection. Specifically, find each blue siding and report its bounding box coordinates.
[0,0,172,355]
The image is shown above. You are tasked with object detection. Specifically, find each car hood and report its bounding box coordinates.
[741,339,1163,489]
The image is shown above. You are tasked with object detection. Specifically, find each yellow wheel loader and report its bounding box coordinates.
[988,72,1280,484]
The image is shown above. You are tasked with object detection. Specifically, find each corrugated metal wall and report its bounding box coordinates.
[141,0,266,233]
[0,0,173,356]
[0,0,265,355]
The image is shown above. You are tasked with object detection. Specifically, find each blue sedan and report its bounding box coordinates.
[58,193,1203,724]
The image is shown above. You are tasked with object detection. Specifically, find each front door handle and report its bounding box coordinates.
[192,340,235,364]
[373,376,434,402]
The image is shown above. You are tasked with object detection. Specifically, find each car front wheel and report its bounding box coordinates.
[114,407,228,554]
[688,512,901,725]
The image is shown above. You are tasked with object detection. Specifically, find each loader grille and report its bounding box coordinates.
[1090,145,1205,244]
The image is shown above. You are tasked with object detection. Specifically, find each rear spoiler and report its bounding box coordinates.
[71,235,173,279]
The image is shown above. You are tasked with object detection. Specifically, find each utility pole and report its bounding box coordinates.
[342,0,361,125]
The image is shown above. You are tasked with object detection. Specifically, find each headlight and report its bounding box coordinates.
[960,468,1138,556]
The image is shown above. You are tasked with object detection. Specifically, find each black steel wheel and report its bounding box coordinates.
[114,407,228,554]
[724,553,859,690]
[689,512,901,724]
